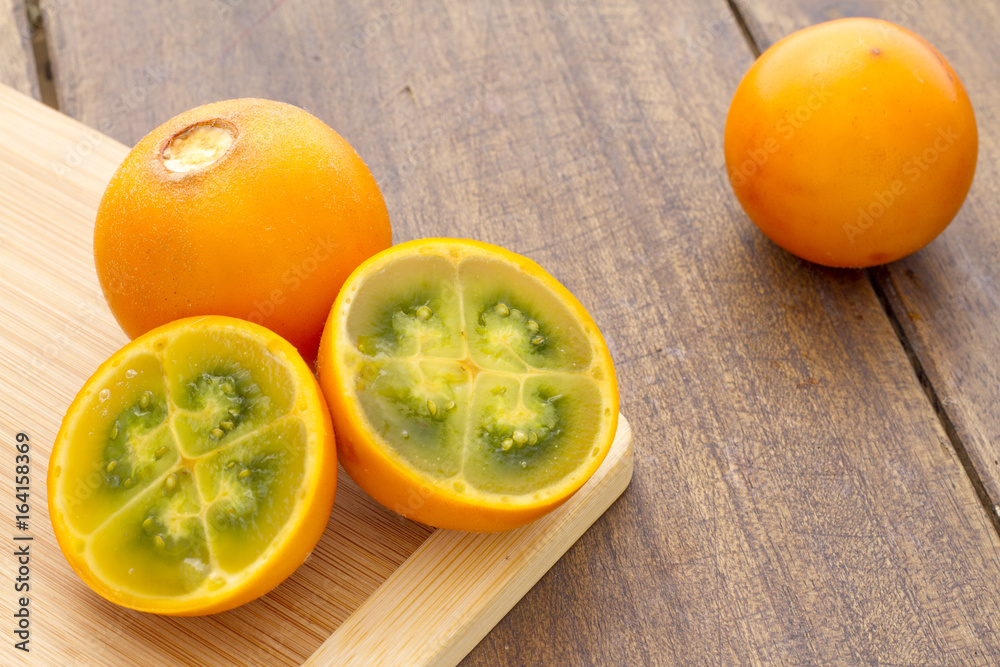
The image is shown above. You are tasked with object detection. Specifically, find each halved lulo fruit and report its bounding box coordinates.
[317,238,618,532]
[48,316,336,615]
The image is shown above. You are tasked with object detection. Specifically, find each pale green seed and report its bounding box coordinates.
[502,437,514,451]
[529,431,538,446]
[211,427,225,439]
[445,400,456,412]
[154,534,166,548]
[526,320,540,333]
[495,303,510,317]
[226,461,236,469]
[220,420,235,431]
[510,308,522,320]
[531,335,545,346]
[238,469,251,480]
[110,423,119,440]
[154,446,168,460]
[164,474,177,492]
[142,517,154,530]
[513,430,528,445]
[123,477,134,488]
[427,400,438,417]
[138,391,152,410]
[416,305,432,320]
[106,460,117,474]
[221,381,235,395]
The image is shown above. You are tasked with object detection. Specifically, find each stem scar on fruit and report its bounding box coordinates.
[161,120,238,173]
[94,98,392,363]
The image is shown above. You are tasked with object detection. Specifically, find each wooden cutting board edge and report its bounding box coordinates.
[306,415,634,666]
[0,82,635,665]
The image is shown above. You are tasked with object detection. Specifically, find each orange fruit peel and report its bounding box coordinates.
[94,98,392,362]
[724,18,977,267]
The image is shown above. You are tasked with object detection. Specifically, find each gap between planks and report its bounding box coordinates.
[25,0,58,108]
[720,0,1000,539]
[725,0,761,57]
[868,269,1000,533]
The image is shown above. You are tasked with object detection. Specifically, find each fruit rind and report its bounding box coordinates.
[48,316,337,615]
[318,238,618,532]
[724,18,977,268]
[94,98,392,363]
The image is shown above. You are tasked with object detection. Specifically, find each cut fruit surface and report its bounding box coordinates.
[317,239,618,532]
[48,316,336,615]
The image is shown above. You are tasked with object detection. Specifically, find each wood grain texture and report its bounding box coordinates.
[0,84,427,665]
[0,83,632,666]
[307,419,632,666]
[735,0,1000,538]
[0,0,38,98]
[29,0,1000,663]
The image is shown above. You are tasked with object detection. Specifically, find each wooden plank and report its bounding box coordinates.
[0,82,631,665]
[0,0,39,98]
[733,0,1000,555]
[306,419,633,666]
[38,0,1000,663]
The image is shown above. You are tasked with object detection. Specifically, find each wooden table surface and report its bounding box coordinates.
[4,0,1000,663]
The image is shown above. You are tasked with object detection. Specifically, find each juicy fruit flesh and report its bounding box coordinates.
[53,326,310,600]
[340,253,610,502]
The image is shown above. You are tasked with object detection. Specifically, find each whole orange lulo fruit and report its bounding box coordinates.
[94,98,392,363]
[724,18,977,268]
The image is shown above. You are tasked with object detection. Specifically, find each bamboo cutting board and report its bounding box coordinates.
[0,84,634,666]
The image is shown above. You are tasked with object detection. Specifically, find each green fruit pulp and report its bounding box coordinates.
[340,252,613,501]
[55,326,311,597]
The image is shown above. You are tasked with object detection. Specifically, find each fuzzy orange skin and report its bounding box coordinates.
[724,18,977,268]
[95,98,392,363]
[48,316,337,615]
[317,238,620,533]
